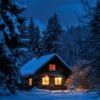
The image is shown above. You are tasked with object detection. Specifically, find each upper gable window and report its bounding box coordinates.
[49,64,56,71]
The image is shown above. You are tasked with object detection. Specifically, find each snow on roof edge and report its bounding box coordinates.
[55,53,71,70]
[20,53,71,77]
[21,53,55,76]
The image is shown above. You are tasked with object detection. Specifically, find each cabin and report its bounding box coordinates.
[20,53,72,90]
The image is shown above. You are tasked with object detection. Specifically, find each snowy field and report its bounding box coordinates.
[0,89,100,100]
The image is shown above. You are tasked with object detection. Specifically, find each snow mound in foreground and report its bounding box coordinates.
[0,89,100,100]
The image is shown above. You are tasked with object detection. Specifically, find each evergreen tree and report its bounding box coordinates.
[29,18,41,57]
[17,22,32,63]
[28,17,35,45]
[0,0,26,94]
[42,13,63,54]
[0,41,20,94]
[33,26,41,57]
[0,0,27,57]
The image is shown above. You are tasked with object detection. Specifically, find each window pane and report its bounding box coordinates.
[42,78,45,85]
[49,64,56,71]
[53,64,56,70]
[49,64,53,71]
[42,76,49,85]
[55,77,62,85]
[29,78,32,86]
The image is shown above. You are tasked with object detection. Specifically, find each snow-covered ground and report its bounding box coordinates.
[0,89,100,100]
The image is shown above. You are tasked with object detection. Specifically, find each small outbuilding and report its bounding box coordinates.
[20,53,72,90]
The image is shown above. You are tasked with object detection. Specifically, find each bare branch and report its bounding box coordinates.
[81,0,94,15]
[76,0,97,24]
[76,13,90,25]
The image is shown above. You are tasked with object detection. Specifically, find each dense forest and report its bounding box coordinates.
[0,0,100,94]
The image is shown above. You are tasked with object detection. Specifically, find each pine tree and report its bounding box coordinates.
[17,22,32,63]
[42,13,63,54]
[0,0,27,57]
[29,18,41,57]
[33,26,41,57]
[0,0,26,94]
[28,17,35,44]
[0,41,20,94]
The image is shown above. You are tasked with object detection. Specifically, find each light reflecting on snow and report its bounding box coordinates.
[0,89,99,100]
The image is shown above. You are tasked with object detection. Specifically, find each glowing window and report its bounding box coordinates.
[55,77,62,85]
[29,78,32,86]
[49,64,56,71]
[42,76,49,85]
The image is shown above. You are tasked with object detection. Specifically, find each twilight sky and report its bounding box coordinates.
[19,0,95,30]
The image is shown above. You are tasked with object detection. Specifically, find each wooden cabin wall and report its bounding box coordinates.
[20,56,71,90]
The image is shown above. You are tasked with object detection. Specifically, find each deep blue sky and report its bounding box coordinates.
[20,0,95,30]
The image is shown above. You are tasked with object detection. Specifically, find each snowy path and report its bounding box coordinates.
[0,89,100,100]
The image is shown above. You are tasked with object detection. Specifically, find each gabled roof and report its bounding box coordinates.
[20,53,70,76]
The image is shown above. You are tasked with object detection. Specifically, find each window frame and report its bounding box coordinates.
[54,77,62,86]
[28,78,33,86]
[42,76,49,86]
[49,64,56,71]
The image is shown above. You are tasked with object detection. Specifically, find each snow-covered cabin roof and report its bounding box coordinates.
[20,53,70,77]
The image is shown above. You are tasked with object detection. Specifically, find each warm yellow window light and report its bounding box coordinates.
[55,77,62,85]
[29,78,32,86]
[42,76,49,85]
